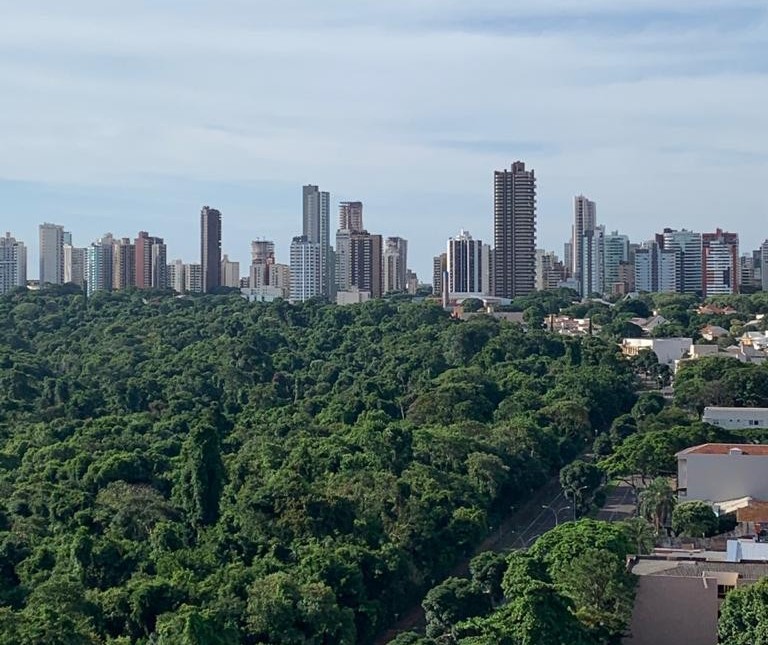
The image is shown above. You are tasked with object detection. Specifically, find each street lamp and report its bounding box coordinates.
[542,504,571,526]
[569,485,589,521]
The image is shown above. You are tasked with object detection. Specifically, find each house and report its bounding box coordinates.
[700,325,729,341]
[702,407,768,430]
[629,315,668,335]
[698,304,738,316]
[624,555,768,645]
[676,443,768,502]
[621,338,692,365]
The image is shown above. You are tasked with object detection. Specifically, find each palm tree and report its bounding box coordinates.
[638,477,677,534]
[621,517,657,554]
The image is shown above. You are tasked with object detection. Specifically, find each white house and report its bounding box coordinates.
[702,407,768,430]
[677,443,768,502]
[621,337,693,365]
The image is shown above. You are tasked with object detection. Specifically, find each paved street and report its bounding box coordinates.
[597,480,636,522]
[374,475,570,643]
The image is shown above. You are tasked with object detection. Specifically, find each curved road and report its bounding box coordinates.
[374,475,569,643]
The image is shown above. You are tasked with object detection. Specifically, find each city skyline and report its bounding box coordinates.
[2,2,766,281]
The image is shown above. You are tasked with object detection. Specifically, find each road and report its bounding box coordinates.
[596,480,636,522]
[374,475,570,644]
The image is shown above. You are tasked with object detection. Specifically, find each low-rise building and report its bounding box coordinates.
[621,337,693,365]
[677,442,768,502]
[702,407,768,430]
[700,325,729,341]
[625,554,768,645]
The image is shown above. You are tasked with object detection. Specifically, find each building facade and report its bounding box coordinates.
[221,255,240,288]
[661,229,703,295]
[571,195,596,286]
[447,229,490,296]
[303,185,332,297]
[63,244,86,287]
[338,201,363,232]
[85,234,115,295]
[350,232,383,299]
[290,235,321,303]
[200,206,222,293]
[702,229,739,296]
[383,236,408,294]
[0,233,27,294]
[39,223,66,286]
[493,161,536,298]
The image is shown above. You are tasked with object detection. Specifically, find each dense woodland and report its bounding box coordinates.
[0,287,641,644]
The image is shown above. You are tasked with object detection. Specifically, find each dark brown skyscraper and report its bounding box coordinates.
[493,161,536,298]
[200,206,222,293]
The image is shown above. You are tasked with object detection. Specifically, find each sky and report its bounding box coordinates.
[2,0,767,280]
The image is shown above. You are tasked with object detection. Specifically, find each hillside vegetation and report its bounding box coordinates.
[0,289,636,644]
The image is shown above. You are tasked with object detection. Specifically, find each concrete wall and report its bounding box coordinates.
[624,576,719,645]
[681,454,768,501]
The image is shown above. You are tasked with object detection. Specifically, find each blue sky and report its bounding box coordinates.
[2,0,767,280]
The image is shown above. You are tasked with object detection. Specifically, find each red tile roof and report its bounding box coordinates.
[677,443,768,457]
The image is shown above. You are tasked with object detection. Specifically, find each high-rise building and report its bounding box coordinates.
[270,263,291,299]
[661,229,702,295]
[290,235,321,303]
[563,242,573,279]
[303,185,331,296]
[221,255,240,288]
[493,161,536,298]
[39,223,66,286]
[63,244,86,287]
[535,250,566,291]
[185,263,203,293]
[0,232,27,294]
[383,236,408,294]
[446,230,490,296]
[702,229,739,296]
[740,254,758,292]
[580,226,605,297]
[350,232,383,298]
[432,253,447,296]
[614,262,635,295]
[86,234,115,295]
[761,241,768,292]
[249,240,276,289]
[169,259,186,293]
[571,195,597,285]
[335,229,352,292]
[200,206,222,293]
[339,201,363,232]
[603,231,630,294]
[135,231,167,289]
[635,240,678,294]
[113,237,136,290]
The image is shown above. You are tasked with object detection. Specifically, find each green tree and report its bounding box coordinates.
[671,501,718,537]
[175,413,225,530]
[559,460,603,515]
[638,478,676,533]
[620,518,656,555]
[718,577,768,645]
[423,577,490,639]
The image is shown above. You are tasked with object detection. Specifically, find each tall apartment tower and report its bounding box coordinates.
[290,235,321,303]
[39,223,66,286]
[635,240,679,294]
[200,206,222,293]
[493,161,536,298]
[0,233,27,294]
[113,237,136,290]
[250,240,276,289]
[580,226,605,297]
[702,229,739,296]
[63,244,86,287]
[383,237,408,294]
[761,241,768,292]
[350,232,383,298]
[660,229,702,295]
[221,255,241,288]
[603,231,630,294]
[339,201,364,232]
[169,259,186,293]
[433,253,447,296]
[302,185,331,296]
[135,231,167,289]
[86,234,115,295]
[572,195,597,287]
[447,230,490,296]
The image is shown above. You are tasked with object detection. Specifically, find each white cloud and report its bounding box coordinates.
[1,1,766,278]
